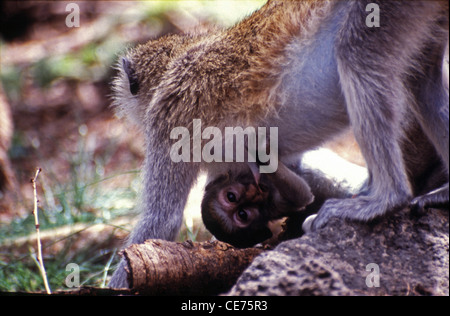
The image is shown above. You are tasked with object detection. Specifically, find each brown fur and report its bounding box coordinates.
[113,1,333,131]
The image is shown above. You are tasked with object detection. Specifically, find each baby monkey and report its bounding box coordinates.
[202,151,362,248]
[201,161,314,248]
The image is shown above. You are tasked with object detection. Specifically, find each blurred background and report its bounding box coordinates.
[0,0,266,292]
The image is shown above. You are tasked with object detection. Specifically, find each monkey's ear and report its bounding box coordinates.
[122,57,139,96]
[247,162,261,184]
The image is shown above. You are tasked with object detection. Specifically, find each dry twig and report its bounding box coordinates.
[31,167,51,294]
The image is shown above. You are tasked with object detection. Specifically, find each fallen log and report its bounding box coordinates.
[121,239,268,295]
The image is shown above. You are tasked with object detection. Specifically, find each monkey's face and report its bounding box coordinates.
[201,172,272,248]
[216,181,265,228]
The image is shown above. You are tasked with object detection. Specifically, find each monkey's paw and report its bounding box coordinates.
[309,195,400,231]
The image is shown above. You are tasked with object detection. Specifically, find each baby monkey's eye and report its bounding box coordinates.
[237,209,248,222]
[227,192,237,203]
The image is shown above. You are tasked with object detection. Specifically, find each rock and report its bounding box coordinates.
[228,208,449,296]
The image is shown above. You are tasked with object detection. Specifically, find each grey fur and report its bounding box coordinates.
[310,0,449,229]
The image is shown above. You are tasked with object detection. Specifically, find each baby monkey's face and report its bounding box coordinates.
[214,172,269,230]
[201,169,274,248]
[201,161,314,248]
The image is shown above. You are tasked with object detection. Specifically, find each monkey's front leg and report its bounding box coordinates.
[129,145,200,244]
[109,139,199,288]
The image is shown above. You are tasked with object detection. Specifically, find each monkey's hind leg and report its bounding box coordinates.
[310,5,417,229]
[309,1,441,230]
[408,34,449,215]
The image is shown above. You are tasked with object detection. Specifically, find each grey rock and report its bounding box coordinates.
[228,208,449,296]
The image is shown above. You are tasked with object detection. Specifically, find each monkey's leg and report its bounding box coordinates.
[310,97,412,230]
[409,40,449,213]
[109,140,200,288]
[109,259,129,288]
[311,1,419,230]
[130,147,200,244]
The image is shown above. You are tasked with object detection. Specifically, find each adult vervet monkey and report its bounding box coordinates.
[109,0,449,287]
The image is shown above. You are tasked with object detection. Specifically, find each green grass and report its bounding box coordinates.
[0,127,139,292]
[0,126,207,292]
